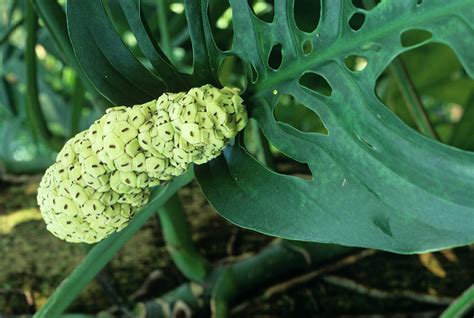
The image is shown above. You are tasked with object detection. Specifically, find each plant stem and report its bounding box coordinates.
[81,244,130,313]
[25,1,61,152]
[157,0,172,59]
[70,74,85,137]
[210,267,238,318]
[322,275,453,305]
[158,193,210,282]
[34,171,194,318]
[133,242,354,317]
[441,285,474,318]
[389,57,438,139]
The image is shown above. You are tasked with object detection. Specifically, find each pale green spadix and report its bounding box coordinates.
[37,85,248,243]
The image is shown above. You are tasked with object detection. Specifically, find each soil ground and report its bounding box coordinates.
[0,174,473,317]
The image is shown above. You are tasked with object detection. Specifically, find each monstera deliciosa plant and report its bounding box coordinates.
[63,0,474,252]
[17,0,472,316]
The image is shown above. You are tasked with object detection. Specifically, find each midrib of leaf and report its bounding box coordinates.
[254,0,469,92]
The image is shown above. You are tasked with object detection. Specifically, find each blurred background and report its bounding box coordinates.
[1,0,473,316]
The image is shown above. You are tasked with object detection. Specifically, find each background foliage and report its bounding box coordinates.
[0,0,473,316]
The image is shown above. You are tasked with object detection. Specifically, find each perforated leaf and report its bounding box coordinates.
[194,0,474,253]
[66,0,474,253]
[67,0,167,105]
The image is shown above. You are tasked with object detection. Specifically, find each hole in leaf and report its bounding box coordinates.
[355,134,376,150]
[351,0,381,10]
[302,40,312,55]
[400,29,432,47]
[348,12,365,31]
[105,1,158,72]
[299,72,333,96]
[218,55,247,91]
[375,42,474,150]
[416,0,423,4]
[243,119,313,180]
[272,151,313,180]
[113,0,194,70]
[344,55,368,72]
[294,0,321,33]
[208,0,233,51]
[268,44,283,70]
[247,0,274,23]
[274,94,328,135]
[362,42,382,52]
[250,63,258,83]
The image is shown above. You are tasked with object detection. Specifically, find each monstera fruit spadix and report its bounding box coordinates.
[37,85,248,243]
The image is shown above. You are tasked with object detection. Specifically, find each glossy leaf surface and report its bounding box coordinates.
[66,0,474,253]
[194,0,474,253]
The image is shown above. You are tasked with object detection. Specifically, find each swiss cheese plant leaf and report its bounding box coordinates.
[193,0,474,253]
[66,0,474,253]
[66,0,168,105]
[117,0,190,91]
[66,0,218,105]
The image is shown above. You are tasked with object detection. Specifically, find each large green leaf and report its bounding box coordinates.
[66,0,168,105]
[65,0,474,253]
[194,0,474,253]
[117,0,190,91]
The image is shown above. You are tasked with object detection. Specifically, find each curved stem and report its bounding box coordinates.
[441,285,474,318]
[157,0,172,59]
[134,242,354,317]
[389,59,438,139]
[70,74,85,137]
[158,193,210,282]
[34,171,194,318]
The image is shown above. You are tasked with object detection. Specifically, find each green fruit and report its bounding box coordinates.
[37,85,248,243]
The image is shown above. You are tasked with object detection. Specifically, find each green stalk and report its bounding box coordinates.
[34,171,194,318]
[134,242,354,317]
[157,0,172,59]
[210,268,237,318]
[389,55,438,139]
[80,244,130,313]
[441,285,474,318]
[25,1,61,152]
[158,193,210,282]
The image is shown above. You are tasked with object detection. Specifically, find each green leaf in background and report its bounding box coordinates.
[382,41,474,141]
[66,0,168,105]
[194,0,474,253]
[450,93,474,151]
[117,0,190,91]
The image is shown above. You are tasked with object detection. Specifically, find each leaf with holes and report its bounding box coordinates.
[65,0,474,253]
[193,0,474,253]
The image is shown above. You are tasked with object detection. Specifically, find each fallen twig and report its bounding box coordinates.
[322,274,454,305]
[264,249,377,298]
